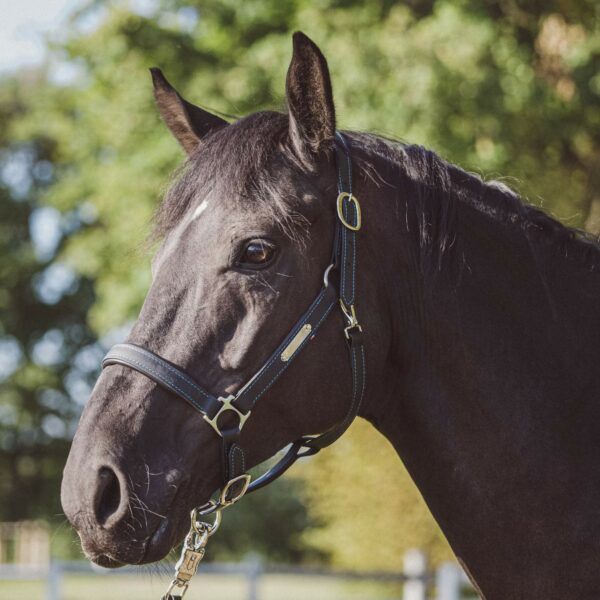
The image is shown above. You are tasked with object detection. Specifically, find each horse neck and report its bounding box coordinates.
[357,144,600,598]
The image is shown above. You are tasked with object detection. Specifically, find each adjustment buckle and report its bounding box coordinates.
[336,192,362,231]
[203,395,250,437]
[339,300,362,339]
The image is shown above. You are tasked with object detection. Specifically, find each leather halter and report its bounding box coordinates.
[102,132,366,499]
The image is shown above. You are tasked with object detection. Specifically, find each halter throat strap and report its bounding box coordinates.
[102,132,365,496]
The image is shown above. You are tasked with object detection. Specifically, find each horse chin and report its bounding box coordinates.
[82,514,188,567]
[80,535,138,569]
[90,554,126,569]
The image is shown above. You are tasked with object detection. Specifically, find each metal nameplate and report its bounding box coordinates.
[281,324,312,362]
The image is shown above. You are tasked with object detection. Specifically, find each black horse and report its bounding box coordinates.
[61,32,600,599]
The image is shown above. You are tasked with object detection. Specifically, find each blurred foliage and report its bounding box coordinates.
[14,0,599,332]
[296,420,453,568]
[209,472,324,563]
[0,0,598,568]
[0,78,98,522]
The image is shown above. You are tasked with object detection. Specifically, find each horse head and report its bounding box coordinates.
[61,32,378,567]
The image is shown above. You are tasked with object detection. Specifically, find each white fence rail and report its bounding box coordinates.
[0,549,475,600]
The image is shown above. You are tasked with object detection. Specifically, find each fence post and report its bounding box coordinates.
[245,554,262,600]
[435,562,462,600]
[403,548,427,600]
[45,561,62,600]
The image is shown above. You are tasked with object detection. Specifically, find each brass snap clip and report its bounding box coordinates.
[161,513,220,600]
[339,300,362,340]
[161,474,251,599]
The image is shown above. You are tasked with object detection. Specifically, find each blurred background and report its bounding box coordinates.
[0,0,598,598]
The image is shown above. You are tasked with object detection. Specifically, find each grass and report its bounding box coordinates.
[0,573,404,600]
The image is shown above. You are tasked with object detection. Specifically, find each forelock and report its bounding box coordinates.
[152,111,300,240]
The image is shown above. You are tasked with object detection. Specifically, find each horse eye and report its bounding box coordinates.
[238,240,276,268]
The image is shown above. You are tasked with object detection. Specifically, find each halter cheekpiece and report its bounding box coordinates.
[102,132,366,599]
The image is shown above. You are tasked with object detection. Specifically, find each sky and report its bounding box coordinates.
[0,0,84,73]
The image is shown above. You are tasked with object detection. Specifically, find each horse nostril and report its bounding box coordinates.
[95,467,122,526]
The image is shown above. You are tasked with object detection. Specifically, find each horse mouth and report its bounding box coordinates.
[142,515,179,563]
[85,515,179,568]
[86,512,181,567]
[139,479,194,564]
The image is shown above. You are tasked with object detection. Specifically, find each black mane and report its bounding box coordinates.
[351,131,600,272]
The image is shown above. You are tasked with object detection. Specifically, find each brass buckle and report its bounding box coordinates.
[336,192,362,231]
[203,395,250,437]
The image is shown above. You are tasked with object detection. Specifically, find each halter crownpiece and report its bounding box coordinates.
[102,132,366,599]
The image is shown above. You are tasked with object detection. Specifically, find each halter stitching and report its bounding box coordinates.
[252,300,336,404]
[104,354,205,413]
[239,288,327,398]
[121,346,213,400]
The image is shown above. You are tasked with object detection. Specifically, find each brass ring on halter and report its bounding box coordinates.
[322,263,335,288]
[219,473,251,506]
[194,473,251,519]
[190,506,222,536]
[195,499,219,517]
[336,192,361,231]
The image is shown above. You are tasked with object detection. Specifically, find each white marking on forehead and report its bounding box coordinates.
[191,199,209,221]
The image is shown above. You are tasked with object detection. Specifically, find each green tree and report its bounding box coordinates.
[0,74,97,524]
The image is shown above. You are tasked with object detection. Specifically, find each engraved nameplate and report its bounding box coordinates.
[281,324,312,362]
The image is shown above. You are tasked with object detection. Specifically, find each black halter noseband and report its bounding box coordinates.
[102,132,365,499]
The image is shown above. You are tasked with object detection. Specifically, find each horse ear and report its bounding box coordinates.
[286,32,336,162]
[150,68,228,155]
